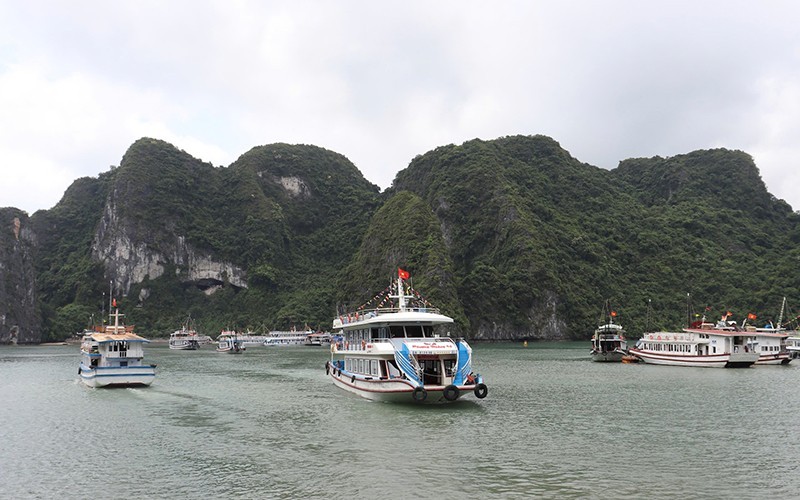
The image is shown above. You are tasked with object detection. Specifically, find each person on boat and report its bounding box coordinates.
[466,372,476,385]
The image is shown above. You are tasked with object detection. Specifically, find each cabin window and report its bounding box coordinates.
[405,325,424,337]
[390,325,405,338]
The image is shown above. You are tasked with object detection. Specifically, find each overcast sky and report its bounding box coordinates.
[2,1,799,214]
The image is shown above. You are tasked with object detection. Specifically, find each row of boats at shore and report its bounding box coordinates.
[170,325,333,353]
[77,268,488,403]
[591,298,800,367]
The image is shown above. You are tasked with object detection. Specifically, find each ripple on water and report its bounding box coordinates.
[2,343,800,498]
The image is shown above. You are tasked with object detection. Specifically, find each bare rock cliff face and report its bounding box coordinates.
[472,291,569,341]
[0,210,41,344]
[91,194,247,296]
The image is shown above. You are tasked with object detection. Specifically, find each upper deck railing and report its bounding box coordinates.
[335,306,444,326]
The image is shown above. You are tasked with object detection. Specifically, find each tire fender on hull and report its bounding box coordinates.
[412,386,427,402]
[474,383,488,399]
[443,384,460,401]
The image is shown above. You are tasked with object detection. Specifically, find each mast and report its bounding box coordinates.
[777,296,786,329]
[686,293,691,328]
[397,274,407,312]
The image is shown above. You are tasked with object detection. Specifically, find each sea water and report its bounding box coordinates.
[1,343,799,499]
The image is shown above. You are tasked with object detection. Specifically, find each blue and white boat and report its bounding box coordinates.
[78,307,156,387]
[326,268,487,404]
[217,331,246,353]
[169,316,200,350]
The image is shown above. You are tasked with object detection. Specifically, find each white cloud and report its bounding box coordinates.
[1,0,800,212]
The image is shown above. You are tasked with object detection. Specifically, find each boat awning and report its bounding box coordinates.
[88,333,150,343]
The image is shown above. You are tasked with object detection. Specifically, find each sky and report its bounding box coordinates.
[1,1,799,214]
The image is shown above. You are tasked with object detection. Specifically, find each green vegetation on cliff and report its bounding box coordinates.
[21,135,800,342]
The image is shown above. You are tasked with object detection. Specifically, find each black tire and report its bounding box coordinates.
[474,383,488,399]
[443,384,460,401]
[412,386,428,402]
[351,376,355,383]
[325,362,329,375]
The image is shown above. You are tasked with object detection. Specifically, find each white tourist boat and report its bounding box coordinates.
[304,332,332,346]
[263,328,311,346]
[217,331,245,353]
[326,268,487,404]
[748,298,792,365]
[169,317,200,350]
[78,307,156,387]
[590,302,627,362]
[630,313,760,368]
[787,334,800,359]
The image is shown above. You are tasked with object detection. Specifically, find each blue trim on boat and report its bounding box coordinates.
[454,340,471,385]
[393,341,422,387]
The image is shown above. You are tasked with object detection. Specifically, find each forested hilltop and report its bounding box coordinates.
[3,135,799,343]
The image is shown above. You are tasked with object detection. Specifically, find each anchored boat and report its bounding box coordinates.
[78,306,156,387]
[217,331,246,353]
[590,301,627,362]
[749,298,793,365]
[169,316,200,350]
[326,268,487,404]
[630,311,759,368]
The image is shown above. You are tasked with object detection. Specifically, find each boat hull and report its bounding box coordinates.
[327,362,481,404]
[755,353,792,365]
[79,364,156,387]
[216,347,245,353]
[169,342,198,350]
[628,349,758,368]
[591,350,625,362]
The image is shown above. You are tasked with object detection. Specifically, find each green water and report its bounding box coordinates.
[1,342,799,499]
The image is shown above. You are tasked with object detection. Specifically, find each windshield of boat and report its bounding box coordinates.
[389,325,434,338]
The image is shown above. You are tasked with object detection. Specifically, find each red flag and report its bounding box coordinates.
[398,268,410,280]
[747,313,757,320]
[112,298,117,308]
[610,311,617,317]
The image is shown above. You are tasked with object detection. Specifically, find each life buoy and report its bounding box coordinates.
[474,383,488,399]
[443,384,460,401]
[412,386,427,402]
